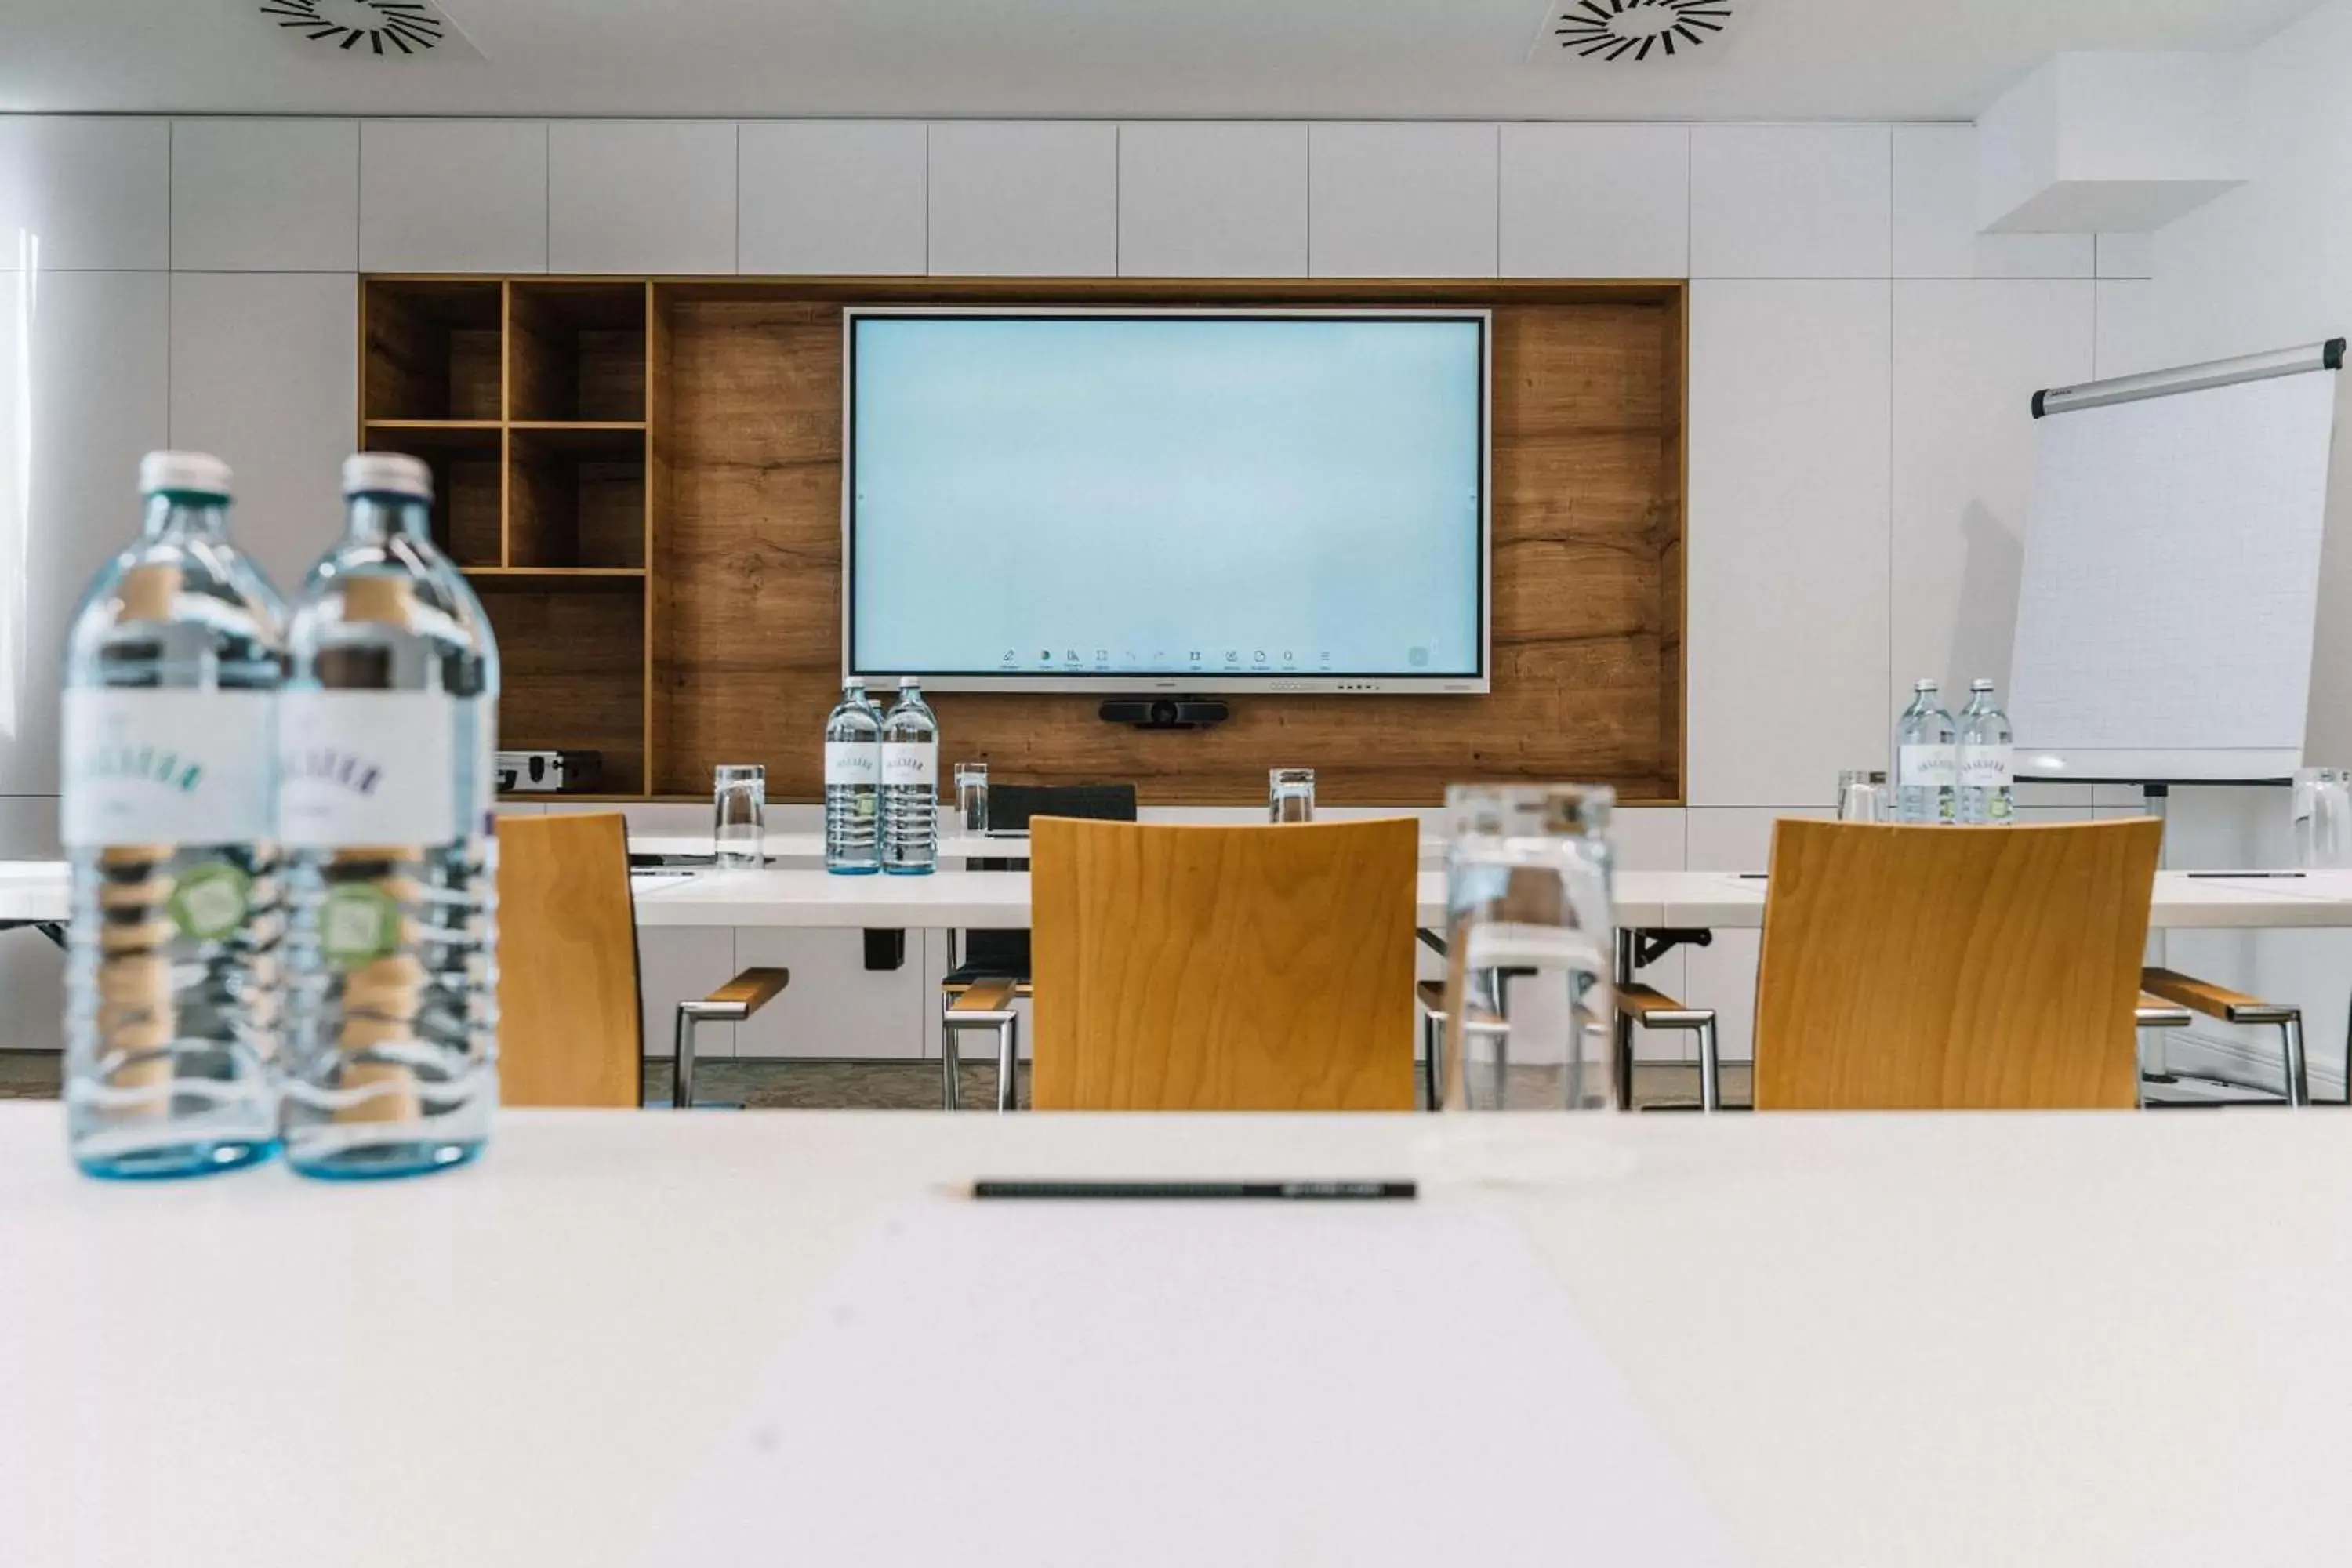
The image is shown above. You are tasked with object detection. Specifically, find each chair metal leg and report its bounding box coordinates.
[995,1017,1020,1112]
[1421,1012,1442,1112]
[673,1009,698,1110]
[1697,1018,1721,1113]
[2281,1015,2310,1108]
[940,1001,963,1111]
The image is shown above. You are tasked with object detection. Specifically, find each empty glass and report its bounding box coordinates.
[1440,784,1617,1112]
[1269,768,1316,824]
[1837,770,1890,823]
[2293,768,2352,869]
[713,764,766,869]
[955,762,989,835]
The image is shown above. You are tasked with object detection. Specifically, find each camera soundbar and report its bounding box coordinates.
[1098,697,1231,731]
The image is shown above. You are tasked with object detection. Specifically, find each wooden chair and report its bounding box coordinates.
[1751,818,2163,1110]
[938,782,1138,1112]
[1029,818,1418,1111]
[496,813,789,1109]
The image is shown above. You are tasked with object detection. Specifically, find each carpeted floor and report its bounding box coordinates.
[0,1050,1752,1110]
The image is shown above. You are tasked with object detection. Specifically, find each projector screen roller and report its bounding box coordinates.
[844,309,1490,692]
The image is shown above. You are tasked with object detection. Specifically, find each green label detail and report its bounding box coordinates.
[73,743,203,793]
[168,862,250,942]
[321,882,402,971]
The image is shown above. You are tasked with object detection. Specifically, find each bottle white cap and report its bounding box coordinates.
[138,450,232,499]
[341,452,434,503]
[898,675,920,689]
[1970,677,1994,691]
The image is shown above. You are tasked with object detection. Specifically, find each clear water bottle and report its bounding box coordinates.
[1894,680,1958,825]
[824,677,882,875]
[1957,679,2016,826]
[278,453,500,1180]
[880,676,938,875]
[61,452,285,1178]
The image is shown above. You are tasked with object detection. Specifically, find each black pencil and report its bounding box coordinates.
[968,1179,1417,1201]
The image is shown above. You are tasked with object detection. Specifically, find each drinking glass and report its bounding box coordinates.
[1269,768,1316,824]
[1837,770,1889,824]
[1440,784,1617,1112]
[2293,768,2352,869]
[955,763,989,835]
[713,764,766,869]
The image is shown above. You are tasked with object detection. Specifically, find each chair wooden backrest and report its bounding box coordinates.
[1029,817,1418,1111]
[496,811,644,1109]
[1754,818,2163,1110]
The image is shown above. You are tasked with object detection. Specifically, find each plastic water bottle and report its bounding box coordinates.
[1956,679,2016,826]
[60,452,285,1178]
[824,677,882,875]
[1894,680,1958,825]
[278,453,501,1180]
[880,676,938,875]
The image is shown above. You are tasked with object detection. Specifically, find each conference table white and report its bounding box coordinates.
[5,1103,2350,1566]
[9,861,2352,931]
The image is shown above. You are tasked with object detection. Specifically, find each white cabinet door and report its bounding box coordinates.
[547,122,737,275]
[927,122,1116,277]
[0,270,169,796]
[739,122,927,275]
[171,120,358,271]
[1686,281,1892,807]
[1308,124,1498,278]
[1892,280,2094,710]
[1893,126,2092,281]
[1501,124,1689,279]
[0,116,169,270]
[361,120,548,274]
[1117,123,1307,278]
[733,929,930,1060]
[169,273,357,592]
[1691,125,1891,279]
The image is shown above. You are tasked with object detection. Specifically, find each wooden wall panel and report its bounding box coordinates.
[653,284,1682,805]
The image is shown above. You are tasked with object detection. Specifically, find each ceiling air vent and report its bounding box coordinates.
[257,0,483,59]
[1531,0,1739,64]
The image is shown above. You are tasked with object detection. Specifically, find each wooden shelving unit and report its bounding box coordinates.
[360,274,1689,807]
[360,278,662,798]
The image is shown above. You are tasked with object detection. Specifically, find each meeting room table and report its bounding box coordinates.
[5,1102,2351,1565]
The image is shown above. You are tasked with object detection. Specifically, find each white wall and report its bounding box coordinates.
[0,114,2108,1065]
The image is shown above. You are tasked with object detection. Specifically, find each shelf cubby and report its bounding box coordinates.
[509,283,648,423]
[509,426,647,570]
[362,419,504,569]
[474,583,648,797]
[363,281,503,423]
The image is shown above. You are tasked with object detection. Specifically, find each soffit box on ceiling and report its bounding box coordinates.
[1977,52,2246,234]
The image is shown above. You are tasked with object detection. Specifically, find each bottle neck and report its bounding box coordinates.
[343,492,432,543]
[140,492,228,539]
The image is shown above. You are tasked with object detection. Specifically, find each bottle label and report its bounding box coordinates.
[882,742,937,787]
[1898,744,1958,788]
[825,742,881,786]
[279,691,459,848]
[1959,746,2014,788]
[60,688,275,849]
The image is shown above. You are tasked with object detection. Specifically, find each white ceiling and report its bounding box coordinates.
[0,0,2325,121]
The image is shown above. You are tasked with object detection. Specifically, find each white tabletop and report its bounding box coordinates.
[4,1103,2349,1566]
[11,861,2352,931]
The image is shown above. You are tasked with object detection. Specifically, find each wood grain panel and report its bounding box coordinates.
[1753,819,2163,1110]
[654,285,1684,804]
[497,812,643,1108]
[1029,818,1418,1110]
